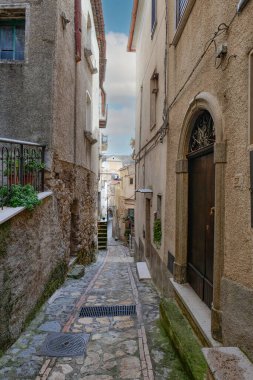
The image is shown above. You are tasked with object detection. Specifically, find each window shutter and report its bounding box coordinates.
[75,0,82,62]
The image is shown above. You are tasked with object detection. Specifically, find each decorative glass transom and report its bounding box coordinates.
[189,111,215,152]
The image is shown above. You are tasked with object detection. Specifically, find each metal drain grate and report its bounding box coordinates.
[38,332,90,357]
[79,304,136,318]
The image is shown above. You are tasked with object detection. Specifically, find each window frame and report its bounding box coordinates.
[172,0,196,46]
[176,0,189,28]
[0,4,29,64]
[151,0,157,39]
[0,19,25,61]
[150,70,159,130]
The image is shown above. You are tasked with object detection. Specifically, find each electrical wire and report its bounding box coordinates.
[134,9,238,163]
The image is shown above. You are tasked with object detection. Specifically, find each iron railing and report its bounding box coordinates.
[0,137,46,198]
[176,0,189,27]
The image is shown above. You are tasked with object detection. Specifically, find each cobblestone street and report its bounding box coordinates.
[0,232,188,380]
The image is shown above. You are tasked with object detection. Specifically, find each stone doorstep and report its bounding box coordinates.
[202,347,253,380]
[136,262,152,280]
[170,279,221,348]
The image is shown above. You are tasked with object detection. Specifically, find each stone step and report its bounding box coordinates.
[136,262,152,280]
[202,347,253,380]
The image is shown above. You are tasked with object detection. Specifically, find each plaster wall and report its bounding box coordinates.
[133,0,168,266]
[0,0,57,146]
[165,0,253,353]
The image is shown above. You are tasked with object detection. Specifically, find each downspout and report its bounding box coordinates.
[237,0,251,12]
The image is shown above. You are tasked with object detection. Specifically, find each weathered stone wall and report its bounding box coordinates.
[0,195,66,349]
[46,157,98,262]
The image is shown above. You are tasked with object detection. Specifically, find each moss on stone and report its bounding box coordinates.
[149,320,190,379]
[0,221,10,258]
[77,247,96,265]
[160,298,208,380]
[24,260,68,329]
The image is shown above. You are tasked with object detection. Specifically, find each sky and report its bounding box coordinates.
[102,0,136,155]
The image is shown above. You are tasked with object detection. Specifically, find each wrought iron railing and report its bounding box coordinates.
[176,0,189,27]
[0,137,46,196]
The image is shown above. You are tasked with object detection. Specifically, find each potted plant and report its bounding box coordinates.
[24,160,45,185]
[4,159,19,185]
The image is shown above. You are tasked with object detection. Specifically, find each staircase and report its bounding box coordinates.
[97,221,108,250]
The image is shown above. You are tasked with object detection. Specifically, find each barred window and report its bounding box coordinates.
[176,0,189,27]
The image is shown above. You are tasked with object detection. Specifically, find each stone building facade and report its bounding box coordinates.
[0,0,106,258]
[128,0,170,291]
[0,0,106,348]
[129,0,253,361]
[114,164,135,242]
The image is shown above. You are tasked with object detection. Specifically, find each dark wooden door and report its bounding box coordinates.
[188,148,215,308]
[145,198,151,258]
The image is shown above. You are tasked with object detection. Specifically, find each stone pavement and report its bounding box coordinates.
[0,239,189,379]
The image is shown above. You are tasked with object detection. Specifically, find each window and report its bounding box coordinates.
[86,14,92,51]
[157,195,162,219]
[86,91,92,132]
[176,0,189,27]
[75,0,82,62]
[129,177,134,185]
[151,0,157,36]
[0,17,25,61]
[150,70,159,129]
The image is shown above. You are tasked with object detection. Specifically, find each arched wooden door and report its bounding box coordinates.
[187,111,215,308]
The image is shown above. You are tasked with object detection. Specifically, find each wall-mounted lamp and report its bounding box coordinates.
[135,188,153,194]
[61,12,70,29]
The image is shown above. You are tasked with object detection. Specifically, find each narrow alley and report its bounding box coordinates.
[0,226,189,380]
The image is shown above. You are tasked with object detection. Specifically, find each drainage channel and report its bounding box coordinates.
[79,304,136,318]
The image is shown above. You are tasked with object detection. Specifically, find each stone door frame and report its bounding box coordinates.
[174,92,226,341]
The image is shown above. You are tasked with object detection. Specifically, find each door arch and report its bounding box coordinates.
[174,92,226,341]
[187,111,215,308]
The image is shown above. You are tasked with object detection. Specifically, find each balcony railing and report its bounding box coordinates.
[0,137,46,196]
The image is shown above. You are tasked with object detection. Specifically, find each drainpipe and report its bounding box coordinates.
[237,0,250,12]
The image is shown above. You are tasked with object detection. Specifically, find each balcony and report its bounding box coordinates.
[0,137,46,206]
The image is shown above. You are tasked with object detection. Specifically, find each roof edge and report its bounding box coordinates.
[127,0,139,52]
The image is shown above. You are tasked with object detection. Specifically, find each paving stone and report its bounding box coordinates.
[80,376,113,380]
[0,239,189,379]
[39,321,61,332]
[103,353,114,362]
[48,371,66,380]
[78,318,93,325]
[56,364,73,375]
[119,356,142,379]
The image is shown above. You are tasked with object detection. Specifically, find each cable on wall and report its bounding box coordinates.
[134,8,239,163]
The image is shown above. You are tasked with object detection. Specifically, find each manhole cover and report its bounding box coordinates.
[38,332,90,357]
[79,304,136,318]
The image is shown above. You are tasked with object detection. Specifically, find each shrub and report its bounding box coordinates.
[153,218,162,247]
[0,185,41,210]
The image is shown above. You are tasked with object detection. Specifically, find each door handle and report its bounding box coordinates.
[210,207,215,216]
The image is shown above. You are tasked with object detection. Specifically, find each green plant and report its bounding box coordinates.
[24,160,45,173]
[0,185,41,210]
[4,159,19,176]
[153,218,162,247]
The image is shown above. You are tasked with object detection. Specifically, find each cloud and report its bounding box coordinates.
[105,32,136,105]
[104,32,136,154]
